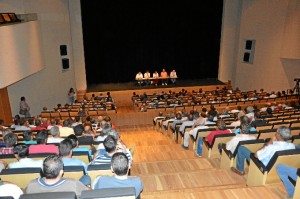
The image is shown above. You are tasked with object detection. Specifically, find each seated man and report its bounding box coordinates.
[29,131,59,154]
[0,179,23,199]
[196,119,232,156]
[231,126,295,176]
[135,71,144,86]
[276,164,298,199]
[90,135,132,166]
[226,123,256,153]
[169,69,177,84]
[93,152,143,198]
[67,134,93,159]
[59,138,91,186]
[47,126,64,144]
[9,144,43,168]
[25,154,89,197]
[0,133,17,155]
[182,117,207,149]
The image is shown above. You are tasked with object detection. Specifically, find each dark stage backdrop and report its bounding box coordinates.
[80,0,223,84]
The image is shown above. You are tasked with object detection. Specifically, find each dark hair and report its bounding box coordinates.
[4,133,17,147]
[36,131,48,144]
[20,96,25,101]
[23,131,33,141]
[74,124,84,136]
[43,154,63,179]
[67,134,78,148]
[111,152,129,176]
[216,119,226,130]
[13,144,29,158]
[103,135,117,153]
[59,139,73,156]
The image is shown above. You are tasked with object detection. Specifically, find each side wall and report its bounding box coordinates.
[220,0,300,92]
[0,0,86,117]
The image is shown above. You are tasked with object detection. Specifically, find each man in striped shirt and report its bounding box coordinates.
[90,135,132,166]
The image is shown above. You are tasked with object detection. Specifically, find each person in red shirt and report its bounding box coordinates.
[29,131,59,154]
[206,119,232,145]
[160,68,168,85]
[195,119,232,157]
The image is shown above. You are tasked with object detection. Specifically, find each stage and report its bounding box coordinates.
[86,78,226,92]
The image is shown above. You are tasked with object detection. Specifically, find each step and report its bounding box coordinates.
[131,158,214,175]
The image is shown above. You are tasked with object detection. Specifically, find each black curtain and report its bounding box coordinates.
[81,0,223,84]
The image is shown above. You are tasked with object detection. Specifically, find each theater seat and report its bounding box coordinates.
[63,165,86,180]
[246,149,300,186]
[87,164,113,185]
[80,187,136,199]
[202,133,235,159]
[0,167,42,189]
[19,192,77,199]
[220,139,265,169]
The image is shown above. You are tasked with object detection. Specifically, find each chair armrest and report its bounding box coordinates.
[250,153,267,173]
[222,143,232,158]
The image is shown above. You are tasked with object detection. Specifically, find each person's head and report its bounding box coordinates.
[187,113,194,121]
[103,135,117,153]
[63,120,69,127]
[2,128,12,138]
[67,134,79,148]
[240,115,251,125]
[50,126,60,137]
[266,107,272,115]
[75,116,80,122]
[69,88,74,93]
[23,130,33,141]
[111,152,129,176]
[35,119,41,127]
[20,96,25,101]
[36,131,48,144]
[107,129,120,141]
[4,133,17,147]
[102,123,112,135]
[59,138,73,157]
[216,119,226,130]
[43,154,64,179]
[13,144,29,159]
[240,123,251,134]
[74,124,84,136]
[175,112,182,120]
[246,106,254,113]
[207,113,215,122]
[276,126,291,141]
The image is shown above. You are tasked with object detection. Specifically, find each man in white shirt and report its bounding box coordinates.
[47,126,64,144]
[170,69,177,84]
[9,145,43,168]
[144,70,151,86]
[135,72,143,86]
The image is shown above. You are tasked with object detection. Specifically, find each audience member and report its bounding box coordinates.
[47,126,64,143]
[9,144,43,168]
[0,133,17,155]
[29,131,59,154]
[195,119,231,156]
[25,154,89,197]
[22,130,37,145]
[67,134,93,158]
[231,126,295,176]
[60,119,75,137]
[276,163,298,198]
[59,138,91,186]
[0,180,23,199]
[93,152,143,198]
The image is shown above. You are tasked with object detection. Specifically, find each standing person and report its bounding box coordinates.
[170,69,177,84]
[144,70,151,86]
[68,88,76,105]
[19,96,31,118]
[160,68,168,85]
[135,71,143,86]
[152,70,159,86]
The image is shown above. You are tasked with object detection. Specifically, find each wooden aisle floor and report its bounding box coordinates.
[118,125,288,199]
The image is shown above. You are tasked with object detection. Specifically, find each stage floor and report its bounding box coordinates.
[87,78,226,92]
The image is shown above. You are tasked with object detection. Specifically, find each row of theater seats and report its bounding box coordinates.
[0,187,136,199]
[153,109,300,198]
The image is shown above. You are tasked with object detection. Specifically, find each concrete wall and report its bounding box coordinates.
[220,0,300,92]
[0,0,86,117]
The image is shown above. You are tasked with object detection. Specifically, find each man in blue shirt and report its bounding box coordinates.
[231,126,295,175]
[59,138,91,186]
[93,152,143,198]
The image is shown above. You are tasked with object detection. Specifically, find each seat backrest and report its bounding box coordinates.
[232,139,265,158]
[81,187,136,199]
[19,192,77,199]
[210,133,236,148]
[28,153,56,161]
[0,154,16,165]
[87,164,112,184]
[72,150,91,164]
[0,167,42,189]
[257,129,277,140]
[63,165,85,180]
